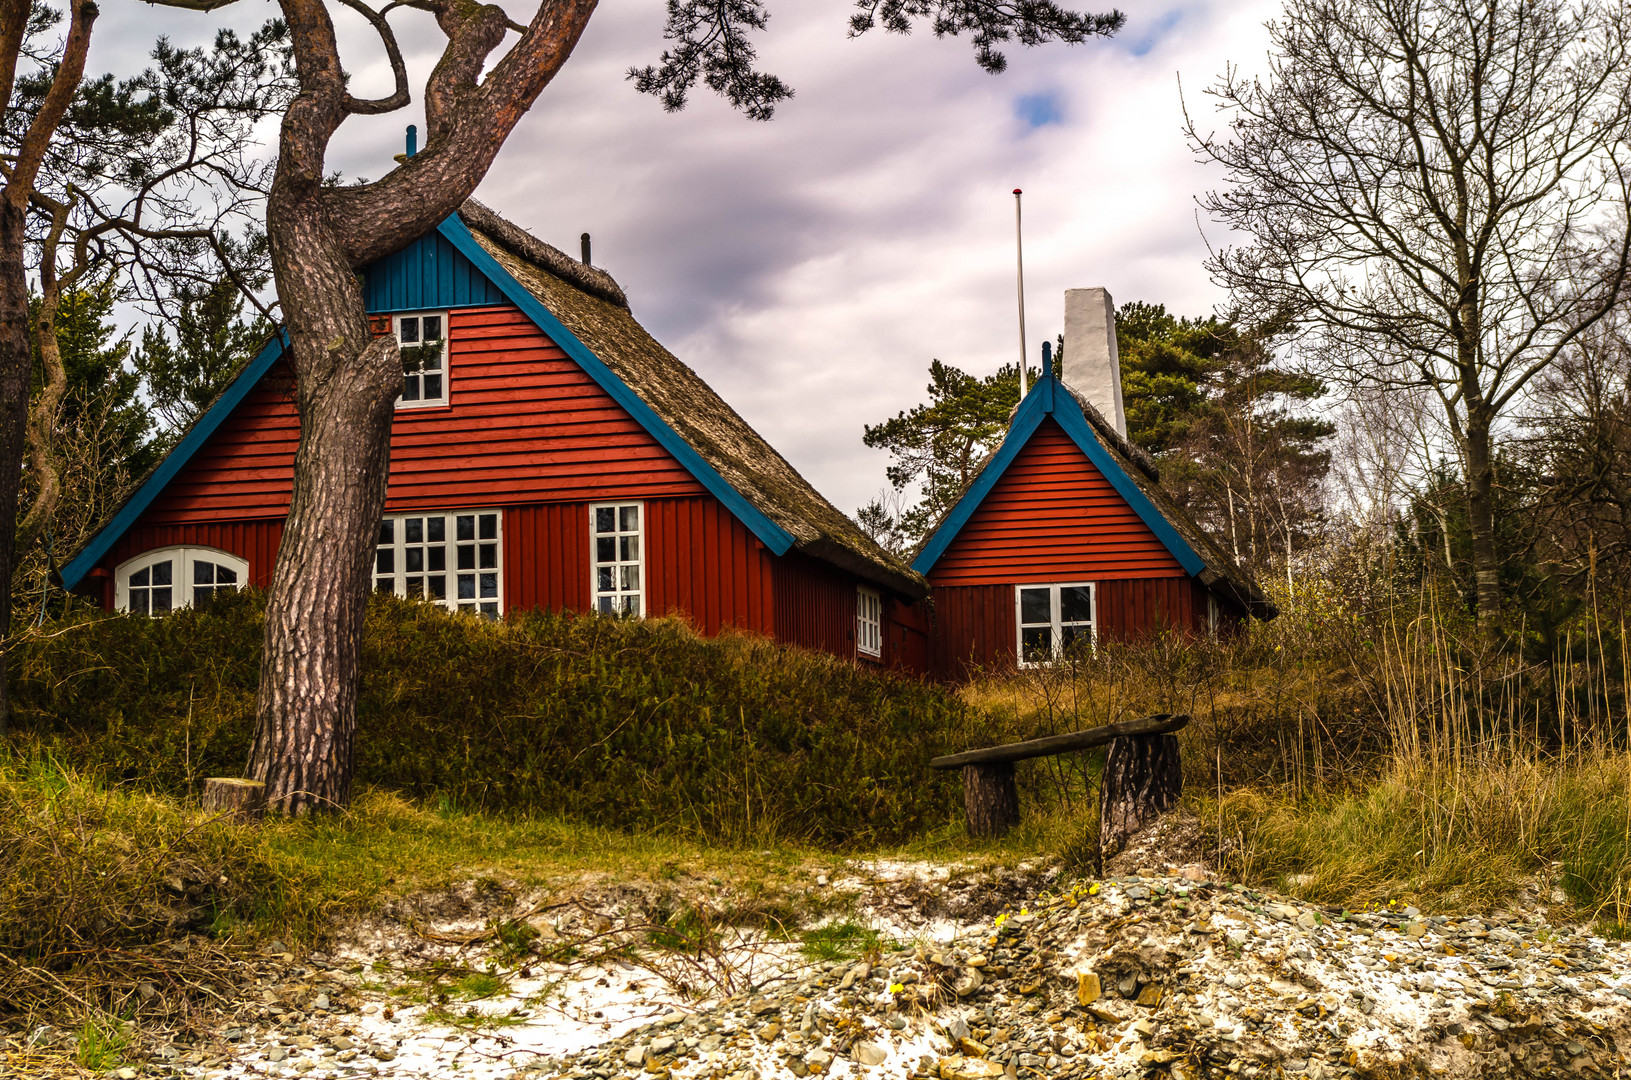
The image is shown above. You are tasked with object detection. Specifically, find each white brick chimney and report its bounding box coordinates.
[1062,287,1126,439]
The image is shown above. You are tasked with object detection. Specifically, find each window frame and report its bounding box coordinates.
[1014,581,1097,667]
[589,501,646,616]
[856,586,883,659]
[114,546,248,615]
[394,311,449,409]
[374,509,503,618]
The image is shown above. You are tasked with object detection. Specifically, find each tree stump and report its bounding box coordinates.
[1097,733,1181,860]
[202,777,267,823]
[963,762,1020,838]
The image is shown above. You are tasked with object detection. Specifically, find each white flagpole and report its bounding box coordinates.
[1014,189,1028,400]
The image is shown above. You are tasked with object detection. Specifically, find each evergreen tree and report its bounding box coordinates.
[134,276,272,437]
[862,359,1035,544]
[32,280,155,475]
[1114,301,1235,454]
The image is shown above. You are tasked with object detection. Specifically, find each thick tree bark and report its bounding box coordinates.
[962,762,1020,838]
[1098,733,1181,860]
[0,201,29,737]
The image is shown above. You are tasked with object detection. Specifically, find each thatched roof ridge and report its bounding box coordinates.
[461,206,928,601]
[461,199,629,309]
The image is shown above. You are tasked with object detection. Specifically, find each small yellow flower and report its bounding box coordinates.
[1088,883,1100,896]
[889,983,904,994]
[1020,908,1029,916]
[994,913,1009,927]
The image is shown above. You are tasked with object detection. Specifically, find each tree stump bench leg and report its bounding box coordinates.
[203,777,267,823]
[1098,733,1181,860]
[963,761,1020,838]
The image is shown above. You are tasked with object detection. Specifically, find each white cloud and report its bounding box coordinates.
[91,0,1282,517]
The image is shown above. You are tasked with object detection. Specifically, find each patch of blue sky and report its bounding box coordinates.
[1015,92,1064,130]
[1128,9,1185,57]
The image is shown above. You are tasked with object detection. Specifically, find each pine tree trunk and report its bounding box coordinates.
[1098,733,1182,859]
[1463,411,1502,635]
[0,198,32,739]
[246,192,401,815]
[963,762,1020,838]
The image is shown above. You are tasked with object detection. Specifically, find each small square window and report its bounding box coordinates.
[395,312,448,408]
[1016,583,1095,666]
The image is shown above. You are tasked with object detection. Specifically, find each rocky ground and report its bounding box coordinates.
[8,855,1631,1079]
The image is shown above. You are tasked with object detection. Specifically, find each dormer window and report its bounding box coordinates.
[396,312,447,407]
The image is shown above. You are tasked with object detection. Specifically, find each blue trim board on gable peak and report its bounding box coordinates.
[910,374,1206,578]
[61,331,290,591]
[436,213,798,556]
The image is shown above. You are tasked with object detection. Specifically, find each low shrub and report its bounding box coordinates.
[10,591,970,845]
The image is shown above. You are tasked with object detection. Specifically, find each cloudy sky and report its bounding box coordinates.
[92,0,1283,516]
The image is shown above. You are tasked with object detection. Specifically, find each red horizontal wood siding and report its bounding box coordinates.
[141,304,706,526]
[929,418,1184,587]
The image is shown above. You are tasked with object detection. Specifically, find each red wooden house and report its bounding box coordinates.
[913,288,1276,679]
[62,200,930,669]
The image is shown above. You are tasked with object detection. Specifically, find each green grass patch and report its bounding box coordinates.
[453,970,507,1000]
[73,1016,130,1070]
[800,920,892,962]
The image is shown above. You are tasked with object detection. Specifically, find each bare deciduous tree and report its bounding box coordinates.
[1188,0,1631,632]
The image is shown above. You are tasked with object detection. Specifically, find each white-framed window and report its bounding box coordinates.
[115,547,247,615]
[375,509,501,618]
[856,586,883,658]
[1207,594,1220,640]
[1015,582,1096,665]
[590,502,644,615]
[395,312,447,408]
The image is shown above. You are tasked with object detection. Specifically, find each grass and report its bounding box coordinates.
[73,1016,131,1070]
[799,920,893,962]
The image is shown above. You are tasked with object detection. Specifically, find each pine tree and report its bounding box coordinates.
[134,277,272,438]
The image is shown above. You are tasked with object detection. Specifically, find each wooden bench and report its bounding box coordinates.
[930,713,1189,842]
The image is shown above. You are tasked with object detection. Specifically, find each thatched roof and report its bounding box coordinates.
[461,203,928,601]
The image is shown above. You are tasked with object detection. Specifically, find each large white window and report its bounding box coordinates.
[395,312,447,408]
[115,547,247,615]
[375,509,501,618]
[856,587,882,658]
[1015,582,1095,665]
[590,502,644,615]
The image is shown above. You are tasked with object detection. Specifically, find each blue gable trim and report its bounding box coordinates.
[61,332,290,590]
[362,230,508,313]
[910,374,1206,578]
[436,214,798,556]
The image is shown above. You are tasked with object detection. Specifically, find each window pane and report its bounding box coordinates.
[194,561,215,584]
[421,315,442,341]
[456,546,475,571]
[152,588,172,614]
[1021,626,1052,662]
[457,515,475,541]
[479,543,497,569]
[480,573,498,598]
[619,535,639,561]
[624,596,641,616]
[620,565,640,590]
[596,537,615,562]
[595,507,615,533]
[217,567,237,585]
[1062,625,1090,653]
[619,505,639,532]
[130,566,149,587]
[1019,587,1050,625]
[460,603,475,614]
[406,518,423,543]
[402,376,419,401]
[379,519,394,543]
[399,316,419,343]
[598,596,614,614]
[151,560,172,586]
[406,577,423,597]
[597,567,613,591]
[376,549,395,573]
[428,547,446,572]
[429,575,446,599]
[131,590,149,614]
[428,517,445,542]
[194,586,213,607]
[422,374,442,400]
[458,574,475,599]
[423,349,442,371]
[406,548,424,573]
[1061,586,1093,624]
[376,578,393,592]
[480,602,498,619]
[479,514,497,540]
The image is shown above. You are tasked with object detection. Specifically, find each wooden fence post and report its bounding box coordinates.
[963,762,1020,838]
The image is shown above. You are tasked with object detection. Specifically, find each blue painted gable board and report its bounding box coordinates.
[435,214,798,556]
[61,332,290,590]
[910,375,1206,578]
[362,230,507,313]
